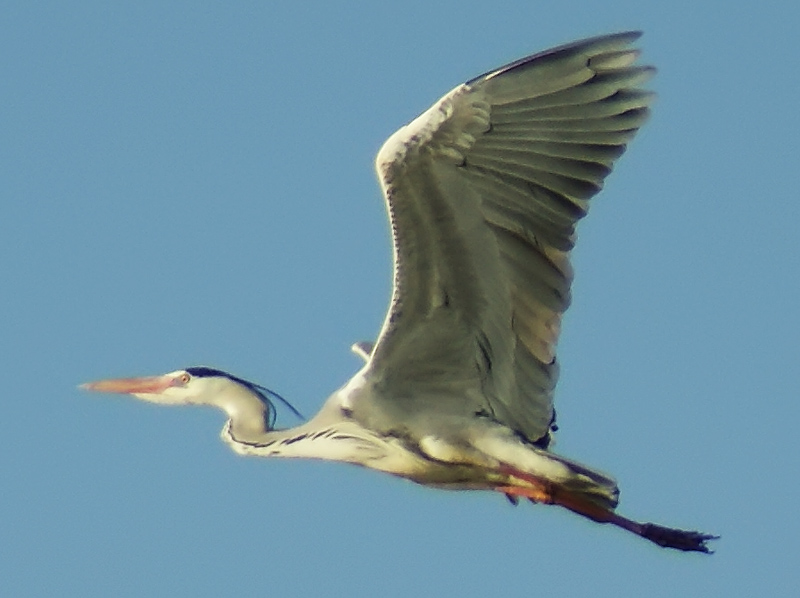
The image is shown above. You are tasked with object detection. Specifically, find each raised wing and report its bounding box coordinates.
[365,32,654,444]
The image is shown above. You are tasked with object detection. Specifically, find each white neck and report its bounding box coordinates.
[220,415,390,464]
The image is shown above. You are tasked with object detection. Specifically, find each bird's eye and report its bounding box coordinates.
[179,372,191,385]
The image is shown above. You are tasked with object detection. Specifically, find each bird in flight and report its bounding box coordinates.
[83,32,717,553]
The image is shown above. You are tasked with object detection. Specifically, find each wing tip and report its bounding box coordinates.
[468,31,646,87]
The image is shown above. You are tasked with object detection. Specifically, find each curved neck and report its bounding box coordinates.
[220,405,390,465]
[206,379,390,464]
[210,381,272,440]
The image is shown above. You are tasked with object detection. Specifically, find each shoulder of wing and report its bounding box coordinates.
[375,84,490,186]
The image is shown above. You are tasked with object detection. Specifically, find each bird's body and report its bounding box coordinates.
[83,32,717,552]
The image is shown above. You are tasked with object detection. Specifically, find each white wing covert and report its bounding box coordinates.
[365,32,654,444]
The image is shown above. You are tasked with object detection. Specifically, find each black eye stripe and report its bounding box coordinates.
[185,366,228,378]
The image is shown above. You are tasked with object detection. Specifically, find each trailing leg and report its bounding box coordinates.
[496,468,717,553]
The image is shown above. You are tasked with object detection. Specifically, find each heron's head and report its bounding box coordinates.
[82,367,219,406]
[81,367,302,428]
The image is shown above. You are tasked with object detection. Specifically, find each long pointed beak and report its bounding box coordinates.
[80,375,177,395]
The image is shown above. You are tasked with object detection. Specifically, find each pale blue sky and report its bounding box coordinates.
[3,2,799,596]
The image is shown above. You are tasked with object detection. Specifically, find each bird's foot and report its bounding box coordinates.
[639,523,719,553]
[495,476,719,554]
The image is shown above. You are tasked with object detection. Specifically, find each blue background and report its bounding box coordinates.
[3,2,798,596]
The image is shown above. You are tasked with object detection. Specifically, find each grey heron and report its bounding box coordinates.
[83,32,717,553]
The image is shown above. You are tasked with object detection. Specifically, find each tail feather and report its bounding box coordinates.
[547,452,620,509]
[471,429,619,509]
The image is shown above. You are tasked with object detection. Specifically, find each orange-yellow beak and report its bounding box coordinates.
[80,375,178,395]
